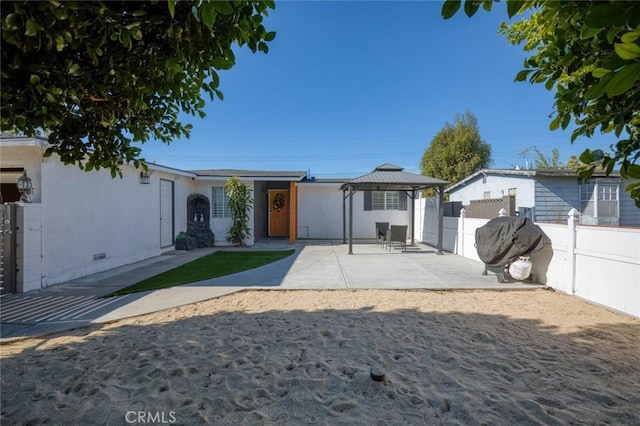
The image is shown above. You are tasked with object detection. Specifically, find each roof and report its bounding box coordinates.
[191,169,307,181]
[0,136,50,147]
[446,168,623,193]
[339,163,449,191]
[297,177,348,185]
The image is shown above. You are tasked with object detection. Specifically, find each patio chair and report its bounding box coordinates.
[387,225,408,252]
[375,222,389,247]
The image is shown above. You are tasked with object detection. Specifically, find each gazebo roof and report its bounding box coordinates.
[339,163,449,191]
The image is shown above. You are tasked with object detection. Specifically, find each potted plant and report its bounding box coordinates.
[175,232,196,251]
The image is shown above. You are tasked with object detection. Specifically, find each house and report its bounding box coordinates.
[1,137,427,293]
[0,137,309,292]
[445,168,640,226]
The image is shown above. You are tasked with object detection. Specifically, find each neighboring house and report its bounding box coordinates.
[446,168,640,226]
[0,137,417,293]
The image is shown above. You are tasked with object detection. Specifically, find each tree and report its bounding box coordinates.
[566,155,581,171]
[533,147,563,170]
[1,1,276,176]
[420,111,492,194]
[225,176,253,246]
[442,0,640,206]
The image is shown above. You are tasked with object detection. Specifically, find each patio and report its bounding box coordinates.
[200,240,545,290]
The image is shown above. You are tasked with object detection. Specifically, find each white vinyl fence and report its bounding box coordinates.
[416,198,640,318]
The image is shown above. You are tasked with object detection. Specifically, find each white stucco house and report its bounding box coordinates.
[1,137,428,293]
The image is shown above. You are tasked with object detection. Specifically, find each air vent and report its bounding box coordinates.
[93,253,106,261]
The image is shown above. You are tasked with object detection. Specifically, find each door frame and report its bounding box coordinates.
[159,179,175,248]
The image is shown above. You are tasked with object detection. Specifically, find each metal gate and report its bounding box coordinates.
[0,203,17,295]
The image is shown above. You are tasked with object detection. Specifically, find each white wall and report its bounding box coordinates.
[297,183,413,239]
[297,183,344,239]
[40,156,194,285]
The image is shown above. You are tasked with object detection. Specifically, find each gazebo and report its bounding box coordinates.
[339,163,449,254]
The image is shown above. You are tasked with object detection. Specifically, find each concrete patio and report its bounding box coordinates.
[0,241,543,340]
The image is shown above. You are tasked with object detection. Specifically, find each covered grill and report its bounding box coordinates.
[475,216,547,283]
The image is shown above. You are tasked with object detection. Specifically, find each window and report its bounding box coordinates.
[597,183,618,217]
[365,191,407,211]
[371,191,398,210]
[212,187,231,218]
[579,180,618,218]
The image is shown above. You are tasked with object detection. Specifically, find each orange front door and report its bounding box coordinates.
[269,190,290,236]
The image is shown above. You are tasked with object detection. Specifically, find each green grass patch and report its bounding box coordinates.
[106,249,295,296]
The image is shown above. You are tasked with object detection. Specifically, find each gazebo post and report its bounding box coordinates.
[437,185,444,255]
[410,190,415,246]
[348,186,354,255]
[342,189,347,244]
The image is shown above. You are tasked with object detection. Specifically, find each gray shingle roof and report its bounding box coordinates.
[339,164,449,191]
[191,169,307,180]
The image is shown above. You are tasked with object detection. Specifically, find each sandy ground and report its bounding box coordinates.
[1,288,639,425]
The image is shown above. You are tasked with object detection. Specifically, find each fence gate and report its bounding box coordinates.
[0,203,17,295]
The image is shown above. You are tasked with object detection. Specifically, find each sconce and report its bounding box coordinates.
[16,170,33,202]
[139,171,151,184]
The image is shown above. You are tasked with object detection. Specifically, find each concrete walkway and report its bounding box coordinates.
[0,241,542,341]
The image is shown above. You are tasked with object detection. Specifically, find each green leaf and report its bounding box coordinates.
[212,1,233,15]
[200,3,216,27]
[592,68,611,78]
[130,28,143,41]
[464,1,480,17]
[621,31,640,43]
[29,74,40,85]
[615,42,640,60]
[627,164,640,179]
[585,3,621,29]
[167,0,176,19]
[119,29,131,49]
[4,13,20,31]
[580,25,602,39]
[25,19,39,37]
[264,31,276,42]
[585,72,614,100]
[441,0,461,19]
[579,150,595,164]
[506,0,524,18]
[604,63,640,97]
[514,69,530,82]
[67,63,81,76]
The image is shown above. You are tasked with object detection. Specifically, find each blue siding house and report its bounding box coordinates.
[446,169,640,226]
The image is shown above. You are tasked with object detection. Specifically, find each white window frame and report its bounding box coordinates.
[371,191,399,210]
[579,179,619,218]
[212,187,231,218]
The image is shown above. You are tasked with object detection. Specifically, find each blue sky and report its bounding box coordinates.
[138,1,616,178]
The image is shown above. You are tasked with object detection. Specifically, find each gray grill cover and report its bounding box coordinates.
[475,217,546,267]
